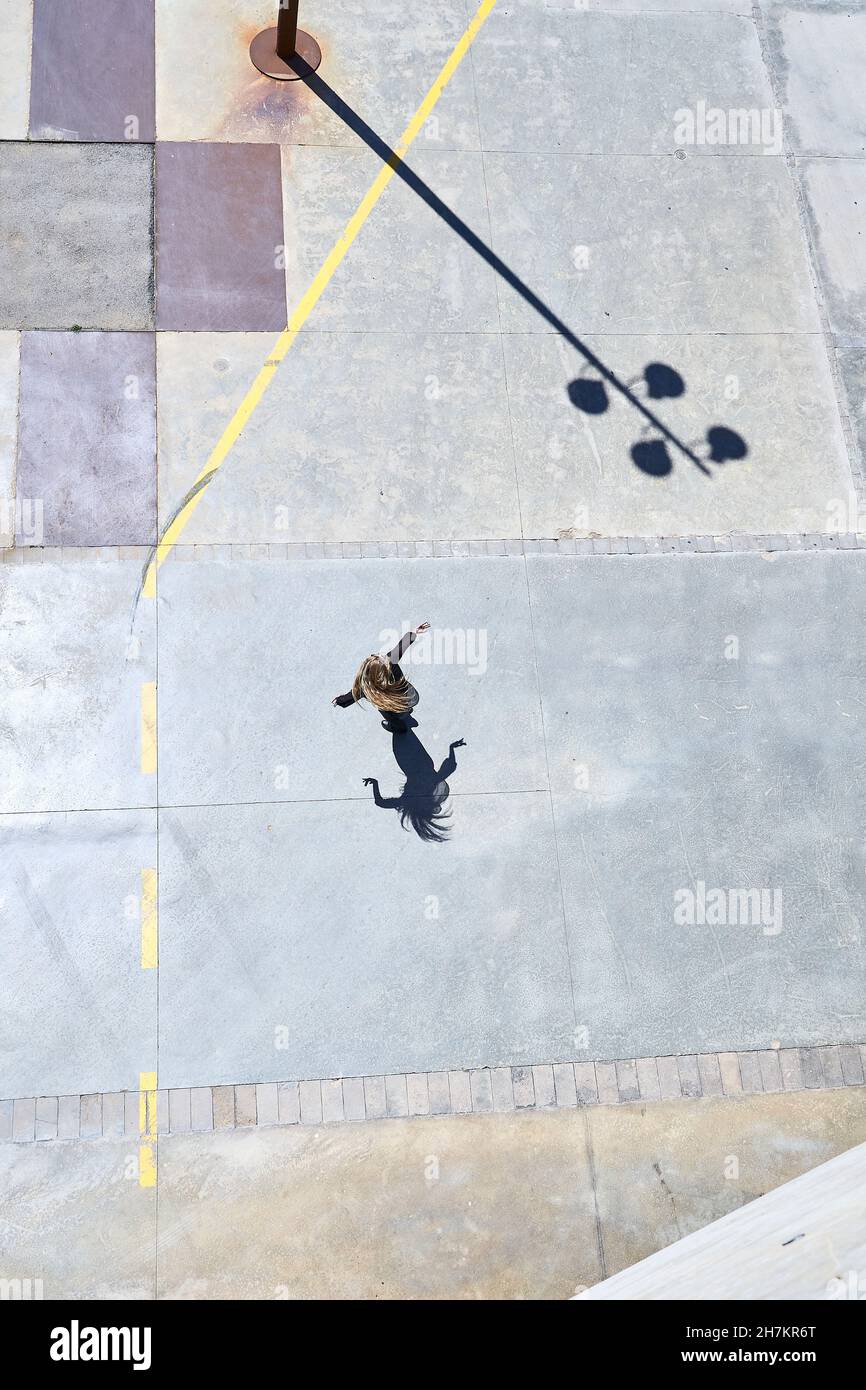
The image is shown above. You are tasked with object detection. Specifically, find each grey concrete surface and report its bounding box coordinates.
[0,143,153,331]
[157,795,574,1087]
[17,332,157,546]
[1,811,157,1097]
[471,11,774,155]
[528,551,866,1058]
[798,158,866,346]
[282,147,499,334]
[155,0,481,147]
[156,332,518,543]
[502,330,851,538]
[485,153,820,335]
[156,554,545,805]
[765,4,866,156]
[0,1136,154,1300]
[0,554,155,814]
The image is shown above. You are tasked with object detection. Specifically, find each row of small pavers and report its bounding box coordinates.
[3,1045,865,1143]
[6,532,866,566]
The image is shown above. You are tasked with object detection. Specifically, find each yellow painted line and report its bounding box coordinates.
[139,1070,157,1189]
[141,867,158,969]
[140,681,157,774]
[141,0,499,597]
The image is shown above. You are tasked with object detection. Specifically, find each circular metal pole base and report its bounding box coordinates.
[249,26,322,80]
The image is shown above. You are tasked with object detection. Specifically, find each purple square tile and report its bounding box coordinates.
[17,331,156,545]
[156,143,287,331]
[30,0,155,142]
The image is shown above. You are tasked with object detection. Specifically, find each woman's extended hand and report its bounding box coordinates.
[415,621,431,634]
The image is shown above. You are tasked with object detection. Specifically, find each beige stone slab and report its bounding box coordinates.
[588,1087,866,1280]
[0,1,32,139]
[155,0,480,149]
[0,1136,154,1298]
[156,1112,601,1300]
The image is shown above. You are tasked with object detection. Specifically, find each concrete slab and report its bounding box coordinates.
[1,811,157,1098]
[765,5,866,156]
[29,0,155,142]
[835,346,866,477]
[17,332,156,546]
[155,143,286,332]
[157,1113,599,1299]
[485,153,820,334]
[157,795,574,1087]
[502,331,852,538]
[0,1136,155,1299]
[587,1088,866,1278]
[0,143,153,331]
[527,551,866,1059]
[155,0,480,148]
[0,331,19,548]
[0,0,32,139]
[281,147,499,333]
[156,554,545,803]
[155,332,517,543]
[472,11,774,155]
[0,554,155,814]
[798,157,866,345]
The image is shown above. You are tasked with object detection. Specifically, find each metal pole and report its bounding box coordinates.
[250,0,322,80]
[275,0,300,59]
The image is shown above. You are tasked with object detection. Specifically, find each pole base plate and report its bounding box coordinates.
[249,26,322,80]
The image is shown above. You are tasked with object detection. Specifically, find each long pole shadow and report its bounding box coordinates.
[303,71,711,477]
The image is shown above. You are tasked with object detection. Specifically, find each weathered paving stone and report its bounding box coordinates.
[29,0,155,143]
[0,143,153,330]
[155,143,286,331]
[765,5,866,157]
[17,332,156,545]
[472,10,774,155]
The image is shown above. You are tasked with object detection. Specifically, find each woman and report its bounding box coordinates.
[332,622,430,733]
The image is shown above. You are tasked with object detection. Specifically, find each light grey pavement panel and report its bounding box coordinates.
[1,811,157,1099]
[157,795,575,1087]
[471,11,774,155]
[502,332,852,539]
[0,555,156,814]
[281,148,499,333]
[0,143,153,331]
[485,154,820,335]
[156,554,546,805]
[0,331,18,547]
[527,551,866,1060]
[156,332,518,544]
[155,0,481,148]
[0,1136,155,1299]
[836,347,866,479]
[764,4,866,157]
[797,158,866,346]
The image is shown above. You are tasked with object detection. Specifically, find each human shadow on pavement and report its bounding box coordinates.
[364,728,465,843]
[304,71,748,481]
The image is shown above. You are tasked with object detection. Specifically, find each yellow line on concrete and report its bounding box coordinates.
[139,1070,157,1189]
[141,0,499,597]
[141,867,158,969]
[140,681,157,773]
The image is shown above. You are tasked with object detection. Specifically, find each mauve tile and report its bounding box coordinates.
[17,331,156,545]
[156,143,287,331]
[30,0,155,143]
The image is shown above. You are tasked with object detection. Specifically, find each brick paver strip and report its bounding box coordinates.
[3,1046,863,1144]
[156,143,287,332]
[29,0,155,143]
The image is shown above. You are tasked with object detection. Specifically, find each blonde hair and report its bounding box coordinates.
[352,654,412,714]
